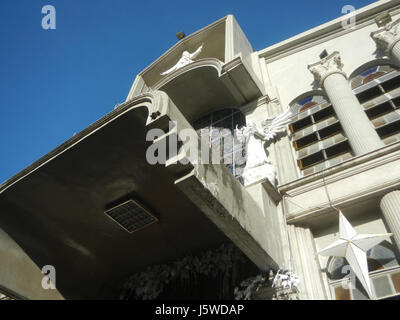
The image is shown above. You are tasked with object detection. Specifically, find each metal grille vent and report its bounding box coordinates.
[105,200,158,233]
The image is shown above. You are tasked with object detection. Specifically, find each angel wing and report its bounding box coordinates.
[262,108,294,142]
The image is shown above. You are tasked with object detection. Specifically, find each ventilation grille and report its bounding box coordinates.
[105,200,158,233]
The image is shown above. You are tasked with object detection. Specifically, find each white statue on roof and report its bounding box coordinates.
[160,44,203,76]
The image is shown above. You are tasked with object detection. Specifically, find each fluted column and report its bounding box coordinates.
[308,52,384,156]
[380,190,400,249]
[371,18,400,66]
[287,225,327,300]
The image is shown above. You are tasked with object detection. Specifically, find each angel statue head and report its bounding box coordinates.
[235,123,257,145]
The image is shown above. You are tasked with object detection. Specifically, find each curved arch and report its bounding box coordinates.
[289,90,327,106]
[349,59,399,89]
[154,58,224,90]
[191,106,245,126]
[288,90,330,115]
[348,58,396,80]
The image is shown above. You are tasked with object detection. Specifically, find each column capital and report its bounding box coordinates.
[371,18,400,56]
[308,51,346,87]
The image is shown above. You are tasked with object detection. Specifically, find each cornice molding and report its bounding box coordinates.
[286,176,400,224]
[279,141,400,193]
[286,146,400,198]
[258,2,400,63]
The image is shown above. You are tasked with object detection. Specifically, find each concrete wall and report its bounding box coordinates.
[0,228,64,300]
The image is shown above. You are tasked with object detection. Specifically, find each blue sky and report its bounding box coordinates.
[0,0,376,183]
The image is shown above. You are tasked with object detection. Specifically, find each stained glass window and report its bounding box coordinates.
[291,95,330,115]
[351,65,397,89]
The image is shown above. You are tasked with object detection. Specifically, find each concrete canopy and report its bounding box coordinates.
[126,15,265,110]
[0,93,230,299]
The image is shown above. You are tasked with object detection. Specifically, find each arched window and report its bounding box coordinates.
[327,241,400,300]
[289,94,353,176]
[351,63,400,146]
[350,65,396,89]
[192,109,246,181]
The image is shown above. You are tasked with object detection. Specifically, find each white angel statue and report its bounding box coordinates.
[235,108,293,187]
[160,44,203,76]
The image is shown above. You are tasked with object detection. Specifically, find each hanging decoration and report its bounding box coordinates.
[120,243,251,300]
[318,211,392,298]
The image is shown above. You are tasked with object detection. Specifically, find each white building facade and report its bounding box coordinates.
[1,0,400,300]
[253,0,400,300]
[127,0,400,300]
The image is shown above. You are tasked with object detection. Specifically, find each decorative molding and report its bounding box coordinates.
[286,177,400,224]
[279,141,400,193]
[281,144,400,223]
[308,51,347,87]
[258,2,400,63]
[286,149,400,197]
[238,95,272,116]
[153,58,224,90]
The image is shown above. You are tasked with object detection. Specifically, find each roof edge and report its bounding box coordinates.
[258,0,400,60]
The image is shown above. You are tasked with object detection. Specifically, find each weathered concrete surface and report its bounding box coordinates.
[0,92,230,299]
[0,228,64,300]
[175,163,282,270]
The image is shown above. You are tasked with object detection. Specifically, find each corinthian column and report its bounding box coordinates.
[380,190,400,250]
[371,18,400,66]
[308,52,384,156]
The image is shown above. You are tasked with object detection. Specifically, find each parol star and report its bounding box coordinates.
[317,211,392,298]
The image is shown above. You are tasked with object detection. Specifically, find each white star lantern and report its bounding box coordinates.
[318,211,392,299]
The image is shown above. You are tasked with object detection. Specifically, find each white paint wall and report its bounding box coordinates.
[263,12,400,109]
